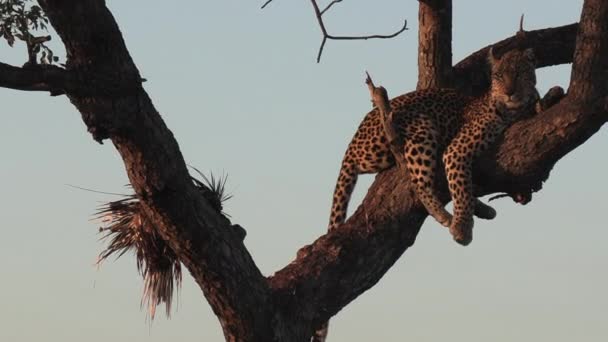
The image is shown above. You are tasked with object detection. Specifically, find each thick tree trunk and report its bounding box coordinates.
[36,1,277,340]
[417,0,453,89]
[1,0,606,341]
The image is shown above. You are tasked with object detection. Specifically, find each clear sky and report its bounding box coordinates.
[1,0,606,341]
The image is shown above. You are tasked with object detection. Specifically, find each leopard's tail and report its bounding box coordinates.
[328,159,358,230]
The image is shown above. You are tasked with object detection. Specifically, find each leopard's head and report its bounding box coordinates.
[488,47,537,114]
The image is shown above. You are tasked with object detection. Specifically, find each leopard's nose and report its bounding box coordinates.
[504,79,516,96]
[505,86,516,97]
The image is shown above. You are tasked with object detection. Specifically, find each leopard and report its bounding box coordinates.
[327,47,541,246]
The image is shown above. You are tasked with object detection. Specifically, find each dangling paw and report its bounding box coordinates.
[474,200,496,220]
[449,218,474,246]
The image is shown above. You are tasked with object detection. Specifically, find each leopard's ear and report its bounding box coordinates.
[487,47,499,65]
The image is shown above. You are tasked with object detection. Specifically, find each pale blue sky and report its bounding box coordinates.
[1,1,606,341]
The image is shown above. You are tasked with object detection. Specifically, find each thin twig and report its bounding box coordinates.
[65,184,130,196]
[260,0,273,9]
[321,0,344,15]
[488,193,510,202]
[317,37,328,63]
[327,21,408,40]
[364,72,405,169]
[309,0,408,62]
[311,0,329,36]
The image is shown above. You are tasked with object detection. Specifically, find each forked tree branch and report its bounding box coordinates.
[261,0,407,63]
[309,0,408,62]
[1,0,606,341]
[271,2,607,331]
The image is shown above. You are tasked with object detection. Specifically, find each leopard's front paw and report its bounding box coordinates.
[474,200,496,220]
[449,218,474,246]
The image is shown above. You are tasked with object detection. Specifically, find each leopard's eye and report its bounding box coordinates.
[493,72,503,79]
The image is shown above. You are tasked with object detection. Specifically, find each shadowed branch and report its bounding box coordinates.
[0,61,66,95]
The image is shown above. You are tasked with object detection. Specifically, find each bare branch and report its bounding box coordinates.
[260,0,273,9]
[321,0,344,15]
[365,72,397,152]
[309,0,408,62]
[327,22,408,40]
[311,0,329,36]
[316,36,328,64]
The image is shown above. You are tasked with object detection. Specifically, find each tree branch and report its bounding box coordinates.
[453,23,578,96]
[260,0,274,10]
[0,61,67,95]
[269,0,607,329]
[309,0,408,62]
[321,0,344,15]
[0,61,147,98]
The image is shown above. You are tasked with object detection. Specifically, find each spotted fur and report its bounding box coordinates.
[328,48,539,245]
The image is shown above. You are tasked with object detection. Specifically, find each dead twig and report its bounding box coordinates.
[365,72,406,170]
[260,0,273,9]
[321,0,344,15]
[310,0,407,62]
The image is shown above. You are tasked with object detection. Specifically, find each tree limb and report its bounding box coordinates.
[269,0,607,330]
[0,61,66,95]
[308,0,408,62]
[453,23,578,96]
[0,60,148,98]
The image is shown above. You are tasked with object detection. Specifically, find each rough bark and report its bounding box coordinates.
[1,0,606,341]
[417,0,453,89]
[36,1,274,340]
